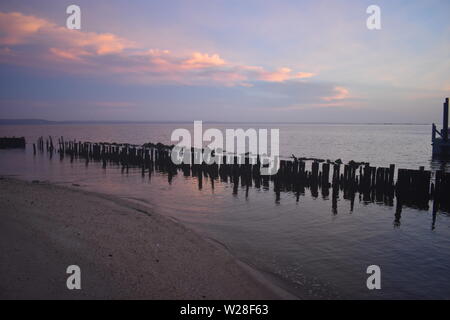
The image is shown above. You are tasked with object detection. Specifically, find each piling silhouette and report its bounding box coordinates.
[26,135,449,217]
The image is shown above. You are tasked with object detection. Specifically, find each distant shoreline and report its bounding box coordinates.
[0,119,431,126]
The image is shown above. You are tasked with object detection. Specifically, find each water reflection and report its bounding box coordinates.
[2,146,450,299]
[124,151,450,231]
[430,157,450,173]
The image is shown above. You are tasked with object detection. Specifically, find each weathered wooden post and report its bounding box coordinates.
[443,97,449,141]
[389,164,395,186]
[322,163,330,186]
[299,161,306,182]
[332,163,340,186]
[311,161,319,183]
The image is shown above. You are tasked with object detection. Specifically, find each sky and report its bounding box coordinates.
[0,0,449,123]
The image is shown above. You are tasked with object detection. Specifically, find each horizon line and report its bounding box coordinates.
[0,119,431,126]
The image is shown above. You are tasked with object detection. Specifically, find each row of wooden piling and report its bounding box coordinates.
[33,136,450,213]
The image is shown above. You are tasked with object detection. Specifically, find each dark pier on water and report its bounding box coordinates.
[0,137,26,149]
[32,134,450,218]
[432,98,450,156]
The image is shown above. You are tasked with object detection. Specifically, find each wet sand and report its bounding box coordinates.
[0,177,295,300]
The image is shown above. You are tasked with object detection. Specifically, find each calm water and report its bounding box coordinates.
[1,123,450,299]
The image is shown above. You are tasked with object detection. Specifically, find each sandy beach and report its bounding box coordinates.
[0,177,293,300]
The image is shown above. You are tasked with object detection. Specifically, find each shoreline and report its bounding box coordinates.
[0,176,297,300]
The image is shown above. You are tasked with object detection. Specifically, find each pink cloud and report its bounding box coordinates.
[182,52,226,69]
[323,86,350,101]
[0,12,50,45]
[49,48,85,61]
[0,11,316,86]
[296,72,315,79]
[0,12,133,55]
[259,67,293,82]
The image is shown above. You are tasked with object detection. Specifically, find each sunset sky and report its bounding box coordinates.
[0,0,449,123]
